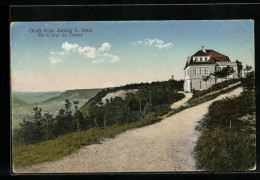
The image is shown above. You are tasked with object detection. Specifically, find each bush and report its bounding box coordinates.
[196,91,256,171]
[191,79,240,101]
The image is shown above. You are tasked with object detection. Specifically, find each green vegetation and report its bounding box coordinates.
[210,65,235,89]
[13,79,184,167]
[42,88,103,103]
[12,91,62,105]
[167,81,241,118]
[12,97,30,107]
[12,88,103,130]
[196,71,255,171]
[189,78,240,102]
[13,72,254,170]
[80,79,184,128]
[13,113,160,167]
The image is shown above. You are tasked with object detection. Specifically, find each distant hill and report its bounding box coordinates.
[12,97,30,107]
[12,91,62,105]
[12,88,104,130]
[80,80,184,116]
[42,89,103,104]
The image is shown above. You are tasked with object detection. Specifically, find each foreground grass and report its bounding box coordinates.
[167,83,241,117]
[13,82,242,168]
[13,113,160,167]
[196,91,256,171]
[189,79,240,102]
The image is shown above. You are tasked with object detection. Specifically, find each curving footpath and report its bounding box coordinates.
[15,87,243,173]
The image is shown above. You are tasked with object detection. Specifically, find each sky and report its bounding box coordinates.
[11,20,254,92]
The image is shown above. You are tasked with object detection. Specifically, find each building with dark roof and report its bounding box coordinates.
[184,46,242,92]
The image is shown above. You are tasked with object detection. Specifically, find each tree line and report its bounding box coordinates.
[13,79,185,145]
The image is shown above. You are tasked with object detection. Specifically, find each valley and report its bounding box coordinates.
[12,88,103,129]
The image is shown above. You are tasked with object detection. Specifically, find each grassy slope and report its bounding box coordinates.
[196,91,256,171]
[13,113,159,167]
[188,79,240,102]
[13,81,243,168]
[13,86,185,167]
[167,83,242,118]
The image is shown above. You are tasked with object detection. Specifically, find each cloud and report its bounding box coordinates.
[132,38,173,49]
[62,42,79,51]
[92,59,105,64]
[49,41,120,65]
[49,57,62,65]
[50,51,67,56]
[98,42,111,52]
[103,53,120,62]
[78,46,97,59]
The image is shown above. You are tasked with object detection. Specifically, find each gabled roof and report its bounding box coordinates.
[184,49,230,70]
[206,50,230,62]
[192,50,209,57]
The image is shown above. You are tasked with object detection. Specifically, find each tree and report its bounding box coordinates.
[43,113,52,140]
[214,97,241,131]
[73,100,80,132]
[222,65,234,81]
[241,71,255,92]
[33,106,42,121]
[74,110,84,131]
[53,108,66,136]
[135,90,147,112]
[244,65,252,76]
[202,76,211,89]
[143,103,152,116]
[235,60,243,78]
[32,106,45,142]
[15,119,35,144]
[211,66,234,89]
[59,108,65,116]
[125,93,135,113]
[65,99,72,116]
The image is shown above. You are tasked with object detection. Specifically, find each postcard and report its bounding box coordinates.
[11,20,256,173]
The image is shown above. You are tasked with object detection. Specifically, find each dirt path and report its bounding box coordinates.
[170,92,193,110]
[190,81,241,102]
[15,87,243,173]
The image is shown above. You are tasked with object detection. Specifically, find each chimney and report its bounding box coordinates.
[202,46,206,53]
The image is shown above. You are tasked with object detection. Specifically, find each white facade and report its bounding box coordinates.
[184,51,242,92]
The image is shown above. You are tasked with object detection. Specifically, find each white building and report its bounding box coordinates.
[184,46,242,92]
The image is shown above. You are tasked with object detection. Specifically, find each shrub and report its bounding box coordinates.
[196,91,256,171]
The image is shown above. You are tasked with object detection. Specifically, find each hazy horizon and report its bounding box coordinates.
[11,20,254,92]
[11,79,177,93]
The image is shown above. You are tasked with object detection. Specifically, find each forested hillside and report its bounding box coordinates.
[42,89,103,104]
[13,79,184,145]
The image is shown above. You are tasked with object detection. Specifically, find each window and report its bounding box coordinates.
[200,57,203,61]
[195,67,200,75]
[201,67,205,74]
[205,57,208,61]
[194,57,198,62]
[205,67,209,74]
